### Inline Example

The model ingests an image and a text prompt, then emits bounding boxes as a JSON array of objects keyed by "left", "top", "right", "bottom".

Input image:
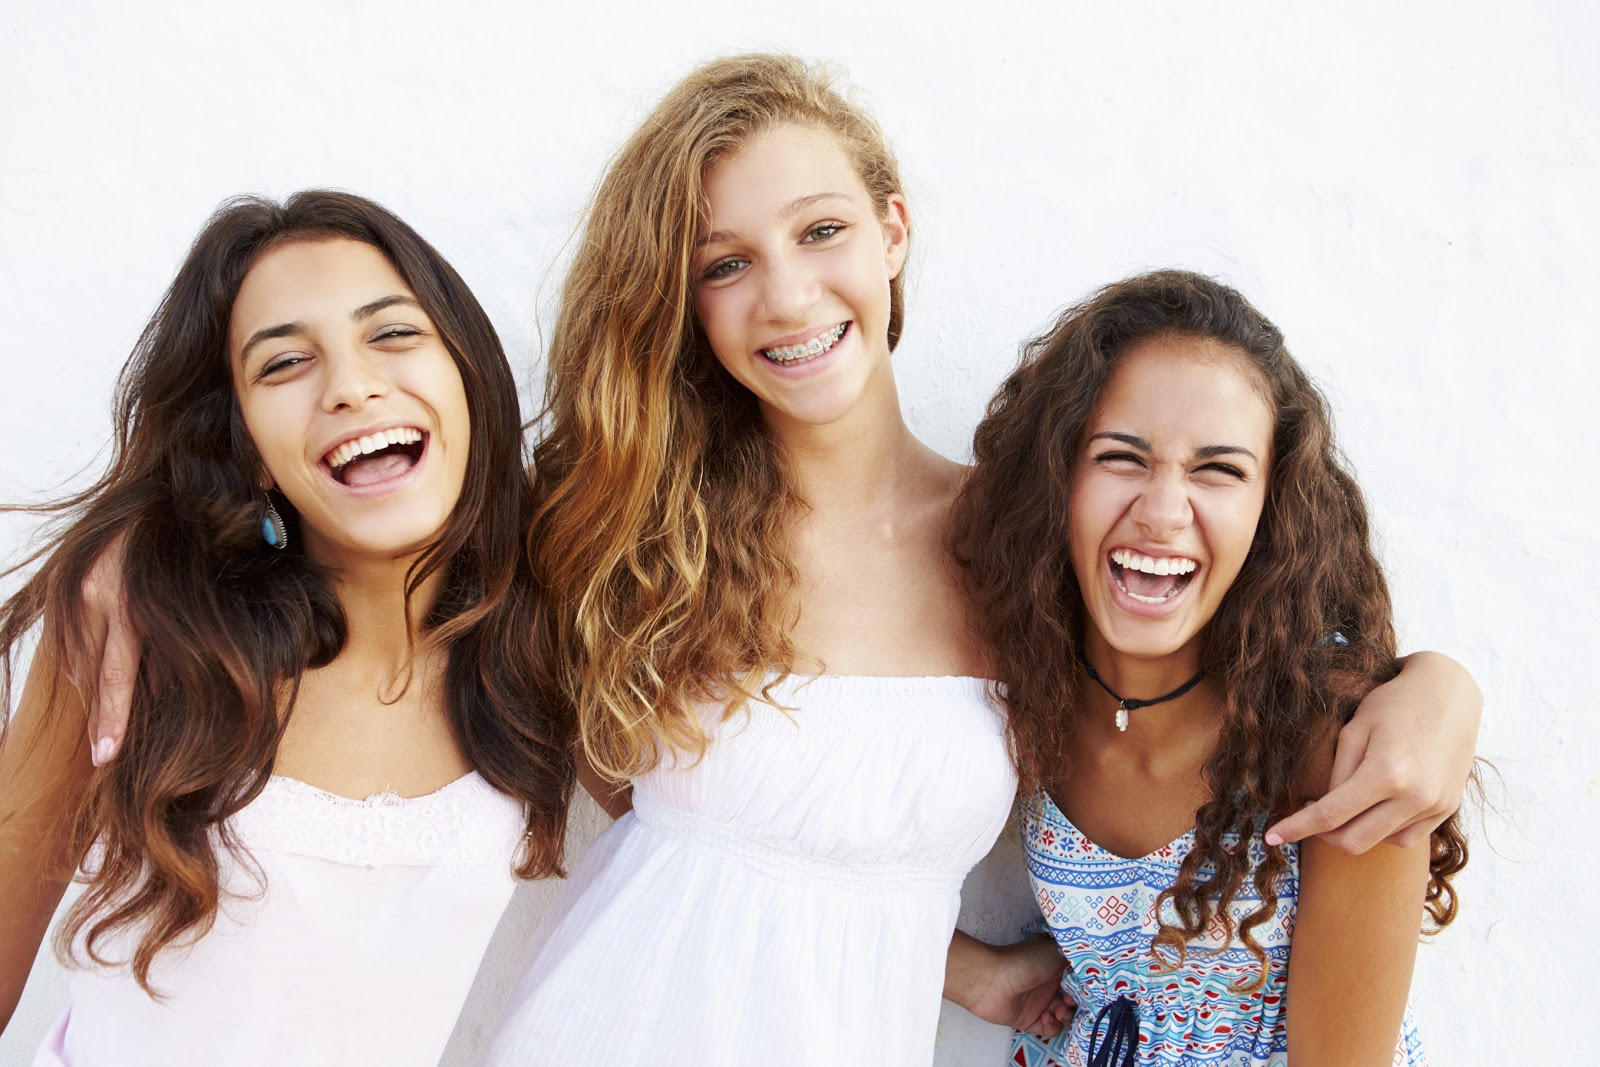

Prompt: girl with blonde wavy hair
[{"left": 482, "top": 54, "right": 1482, "bottom": 1065}]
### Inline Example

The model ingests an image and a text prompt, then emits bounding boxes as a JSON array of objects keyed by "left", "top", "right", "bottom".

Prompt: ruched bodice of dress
[{"left": 487, "top": 674, "right": 1018, "bottom": 1067}]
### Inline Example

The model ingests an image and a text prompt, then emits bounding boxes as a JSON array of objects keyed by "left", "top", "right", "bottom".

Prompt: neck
[
  {"left": 318, "top": 551, "right": 444, "bottom": 676},
  {"left": 763, "top": 364, "right": 929, "bottom": 511},
  {"left": 1078, "top": 628, "right": 1216, "bottom": 749},
  {"left": 1080, "top": 627, "right": 1202, "bottom": 697}
]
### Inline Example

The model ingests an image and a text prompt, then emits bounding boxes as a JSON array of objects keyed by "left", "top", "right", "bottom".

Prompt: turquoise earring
[{"left": 261, "top": 495, "right": 288, "bottom": 550}]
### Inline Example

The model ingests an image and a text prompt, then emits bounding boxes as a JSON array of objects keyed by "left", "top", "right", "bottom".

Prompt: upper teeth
[
  {"left": 762, "top": 322, "right": 847, "bottom": 364},
  {"left": 1111, "top": 548, "right": 1197, "bottom": 576},
  {"left": 327, "top": 427, "right": 423, "bottom": 469}
]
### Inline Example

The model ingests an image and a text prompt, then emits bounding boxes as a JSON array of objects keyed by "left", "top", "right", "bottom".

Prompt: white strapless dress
[{"left": 485, "top": 674, "right": 1018, "bottom": 1066}]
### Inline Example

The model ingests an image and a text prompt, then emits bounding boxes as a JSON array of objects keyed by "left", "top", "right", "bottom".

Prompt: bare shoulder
[{"left": 907, "top": 440, "right": 970, "bottom": 516}]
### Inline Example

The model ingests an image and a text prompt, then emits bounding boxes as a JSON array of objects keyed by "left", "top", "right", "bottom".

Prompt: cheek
[
  {"left": 694, "top": 293, "right": 743, "bottom": 370},
  {"left": 1066, "top": 479, "right": 1108, "bottom": 574},
  {"left": 1209, "top": 494, "right": 1267, "bottom": 573},
  {"left": 236, "top": 395, "right": 298, "bottom": 483}
]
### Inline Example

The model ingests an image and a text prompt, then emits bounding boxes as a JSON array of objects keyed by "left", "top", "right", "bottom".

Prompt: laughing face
[
  {"left": 691, "top": 123, "right": 909, "bottom": 430},
  {"left": 229, "top": 237, "right": 471, "bottom": 566},
  {"left": 1068, "top": 335, "right": 1274, "bottom": 669}
]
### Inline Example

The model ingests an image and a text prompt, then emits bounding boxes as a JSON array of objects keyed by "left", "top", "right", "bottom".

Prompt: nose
[
  {"left": 1130, "top": 466, "right": 1193, "bottom": 541},
  {"left": 757, "top": 248, "right": 820, "bottom": 325},
  {"left": 320, "top": 343, "right": 390, "bottom": 412}
]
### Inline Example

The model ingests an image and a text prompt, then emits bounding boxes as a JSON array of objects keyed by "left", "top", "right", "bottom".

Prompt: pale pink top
[{"left": 35, "top": 771, "right": 525, "bottom": 1067}]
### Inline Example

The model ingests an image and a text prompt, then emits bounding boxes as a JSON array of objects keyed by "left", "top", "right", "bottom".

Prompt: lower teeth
[{"left": 1114, "top": 568, "right": 1187, "bottom": 604}]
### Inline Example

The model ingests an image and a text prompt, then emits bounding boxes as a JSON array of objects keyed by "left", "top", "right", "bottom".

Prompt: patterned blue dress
[{"left": 1009, "top": 790, "right": 1428, "bottom": 1066}]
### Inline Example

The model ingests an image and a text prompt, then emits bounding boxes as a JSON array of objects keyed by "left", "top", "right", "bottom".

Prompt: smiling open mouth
[
  {"left": 325, "top": 428, "right": 426, "bottom": 487},
  {"left": 1110, "top": 548, "right": 1198, "bottom": 605},
  {"left": 760, "top": 321, "right": 849, "bottom": 366}
]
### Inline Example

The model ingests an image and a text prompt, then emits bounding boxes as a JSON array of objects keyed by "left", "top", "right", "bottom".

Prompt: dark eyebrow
[
  {"left": 697, "top": 192, "right": 853, "bottom": 248},
  {"left": 1194, "top": 444, "right": 1259, "bottom": 462},
  {"left": 354, "top": 294, "right": 422, "bottom": 320},
  {"left": 238, "top": 296, "right": 422, "bottom": 364},
  {"left": 1088, "top": 432, "right": 1151, "bottom": 452},
  {"left": 239, "top": 322, "right": 306, "bottom": 364},
  {"left": 1088, "top": 432, "right": 1258, "bottom": 463}
]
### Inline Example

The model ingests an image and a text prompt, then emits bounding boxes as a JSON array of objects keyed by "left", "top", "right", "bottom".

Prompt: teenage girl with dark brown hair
[{"left": 0, "top": 191, "right": 572, "bottom": 1064}]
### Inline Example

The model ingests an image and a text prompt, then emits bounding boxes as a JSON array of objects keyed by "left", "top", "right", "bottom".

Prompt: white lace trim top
[{"left": 35, "top": 771, "right": 526, "bottom": 1067}]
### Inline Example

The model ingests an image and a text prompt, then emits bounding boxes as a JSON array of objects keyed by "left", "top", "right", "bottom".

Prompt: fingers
[
  {"left": 1296, "top": 791, "right": 1445, "bottom": 855},
  {"left": 1266, "top": 730, "right": 1430, "bottom": 852},
  {"left": 1324, "top": 718, "right": 1370, "bottom": 793},
  {"left": 1382, "top": 814, "right": 1442, "bottom": 849},
  {"left": 1020, "top": 997, "right": 1075, "bottom": 1040},
  {"left": 76, "top": 541, "right": 137, "bottom": 767},
  {"left": 92, "top": 620, "right": 139, "bottom": 766}
]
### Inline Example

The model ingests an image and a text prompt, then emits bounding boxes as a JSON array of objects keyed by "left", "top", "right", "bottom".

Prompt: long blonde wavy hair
[{"left": 530, "top": 54, "right": 910, "bottom": 780}]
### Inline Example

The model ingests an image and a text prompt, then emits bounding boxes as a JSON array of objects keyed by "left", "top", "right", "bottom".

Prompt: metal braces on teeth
[{"left": 764, "top": 322, "right": 847, "bottom": 364}]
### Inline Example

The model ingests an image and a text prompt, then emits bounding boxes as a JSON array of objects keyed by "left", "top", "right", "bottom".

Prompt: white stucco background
[{"left": 1, "top": 1, "right": 1593, "bottom": 1063}]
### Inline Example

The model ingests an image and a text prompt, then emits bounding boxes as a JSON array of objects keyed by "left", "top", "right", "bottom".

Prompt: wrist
[{"left": 943, "top": 932, "right": 999, "bottom": 1009}]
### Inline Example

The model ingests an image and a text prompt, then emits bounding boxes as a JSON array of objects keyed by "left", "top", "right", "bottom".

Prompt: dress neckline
[
  {"left": 1038, "top": 787, "right": 1196, "bottom": 863},
  {"left": 265, "top": 769, "right": 486, "bottom": 806}
]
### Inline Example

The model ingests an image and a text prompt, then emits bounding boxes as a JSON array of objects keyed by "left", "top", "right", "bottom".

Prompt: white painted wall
[{"left": 2, "top": 1, "right": 1593, "bottom": 1062}]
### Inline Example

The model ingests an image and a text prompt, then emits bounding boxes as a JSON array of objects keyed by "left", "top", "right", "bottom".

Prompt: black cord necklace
[{"left": 1078, "top": 651, "right": 1204, "bottom": 732}]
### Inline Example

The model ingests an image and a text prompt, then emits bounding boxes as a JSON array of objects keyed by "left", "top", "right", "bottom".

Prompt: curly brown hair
[
  {"left": 951, "top": 269, "right": 1467, "bottom": 984},
  {"left": 0, "top": 191, "right": 574, "bottom": 994},
  {"left": 529, "top": 53, "right": 910, "bottom": 779}
]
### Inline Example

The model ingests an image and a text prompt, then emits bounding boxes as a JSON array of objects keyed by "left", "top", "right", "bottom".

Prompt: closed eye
[
  {"left": 258, "top": 352, "right": 310, "bottom": 379},
  {"left": 371, "top": 324, "right": 424, "bottom": 343},
  {"left": 1094, "top": 450, "right": 1146, "bottom": 467},
  {"left": 1197, "top": 462, "right": 1247, "bottom": 479}
]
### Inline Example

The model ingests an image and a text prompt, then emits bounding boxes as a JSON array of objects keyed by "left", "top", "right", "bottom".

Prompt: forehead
[
  {"left": 700, "top": 123, "right": 868, "bottom": 228},
  {"left": 1092, "top": 335, "right": 1273, "bottom": 451},
  {"left": 229, "top": 238, "right": 411, "bottom": 349}
]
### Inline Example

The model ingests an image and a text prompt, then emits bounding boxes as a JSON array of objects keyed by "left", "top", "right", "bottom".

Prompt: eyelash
[
  {"left": 259, "top": 354, "right": 306, "bottom": 379},
  {"left": 256, "top": 326, "right": 423, "bottom": 379},
  {"left": 803, "top": 221, "right": 844, "bottom": 243},
  {"left": 702, "top": 257, "right": 748, "bottom": 281},
  {"left": 699, "top": 222, "right": 847, "bottom": 282}
]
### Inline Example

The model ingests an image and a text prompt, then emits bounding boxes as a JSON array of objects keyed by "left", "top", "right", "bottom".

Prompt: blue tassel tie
[{"left": 1087, "top": 995, "right": 1139, "bottom": 1067}]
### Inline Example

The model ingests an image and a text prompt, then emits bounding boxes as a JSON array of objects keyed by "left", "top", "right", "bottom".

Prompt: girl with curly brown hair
[
  {"left": 949, "top": 270, "right": 1469, "bottom": 1066},
  {"left": 0, "top": 192, "right": 573, "bottom": 1064}
]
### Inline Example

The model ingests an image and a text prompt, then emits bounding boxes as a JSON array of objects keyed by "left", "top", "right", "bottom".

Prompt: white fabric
[
  {"left": 35, "top": 772, "right": 525, "bottom": 1067},
  {"left": 485, "top": 674, "right": 1018, "bottom": 1066}
]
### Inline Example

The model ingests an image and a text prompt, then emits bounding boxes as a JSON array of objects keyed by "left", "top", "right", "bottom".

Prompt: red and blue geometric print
[{"left": 1008, "top": 790, "right": 1427, "bottom": 1066}]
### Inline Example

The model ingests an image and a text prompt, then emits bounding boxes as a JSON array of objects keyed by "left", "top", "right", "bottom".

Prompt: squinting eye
[
  {"left": 803, "top": 223, "right": 843, "bottom": 243},
  {"left": 259, "top": 354, "right": 307, "bottom": 378},
  {"left": 1094, "top": 451, "right": 1145, "bottom": 466},
  {"left": 372, "top": 325, "right": 422, "bottom": 342},
  {"left": 1198, "top": 463, "right": 1247, "bottom": 479}
]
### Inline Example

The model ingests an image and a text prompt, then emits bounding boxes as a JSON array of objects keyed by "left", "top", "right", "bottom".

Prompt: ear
[{"left": 880, "top": 193, "right": 910, "bottom": 281}]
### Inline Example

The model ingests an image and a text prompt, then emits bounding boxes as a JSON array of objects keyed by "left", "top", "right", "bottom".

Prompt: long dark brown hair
[
  {"left": 952, "top": 269, "right": 1468, "bottom": 983},
  {"left": 0, "top": 191, "right": 573, "bottom": 992}
]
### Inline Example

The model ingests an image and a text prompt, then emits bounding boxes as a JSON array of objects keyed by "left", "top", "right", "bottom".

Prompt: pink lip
[
  {"left": 319, "top": 434, "right": 430, "bottom": 499},
  {"left": 1103, "top": 554, "right": 1198, "bottom": 620},
  {"left": 758, "top": 321, "right": 847, "bottom": 351}
]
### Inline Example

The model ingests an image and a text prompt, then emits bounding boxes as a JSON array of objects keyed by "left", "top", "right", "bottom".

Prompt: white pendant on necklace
[{"left": 1115, "top": 704, "right": 1130, "bottom": 732}]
